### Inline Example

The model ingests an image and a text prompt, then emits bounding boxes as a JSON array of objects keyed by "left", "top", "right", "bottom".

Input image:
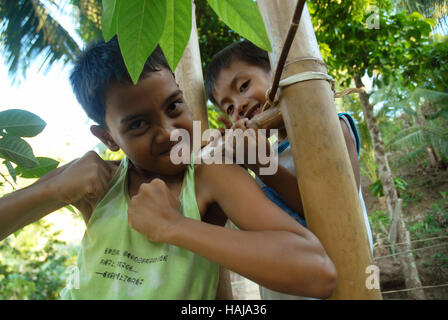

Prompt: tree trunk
[
  {"left": 174, "top": 1, "right": 209, "bottom": 137},
  {"left": 354, "top": 74, "right": 425, "bottom": 299}
]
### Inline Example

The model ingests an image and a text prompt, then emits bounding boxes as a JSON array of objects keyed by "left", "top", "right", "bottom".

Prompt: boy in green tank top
[{"left": 0, "top": 37, "right": 337, "bottom": 299}]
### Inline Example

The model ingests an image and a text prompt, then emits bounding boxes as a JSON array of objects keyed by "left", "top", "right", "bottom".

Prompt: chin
[{"left": 157, "top": 156, "right": 189, "bottom": 176}]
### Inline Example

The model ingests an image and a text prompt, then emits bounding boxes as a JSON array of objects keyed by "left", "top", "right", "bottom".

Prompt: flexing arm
[
  {"left": 128, "top": 163, "right": 337, "bottom": 299},
  {"left": 0, "top": 151, "right": 116, "bottom": 240}
]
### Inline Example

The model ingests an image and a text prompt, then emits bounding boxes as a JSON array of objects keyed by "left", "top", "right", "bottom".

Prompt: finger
[
  {"left": 218, "top": 116, "right": 233, "bottom": 129},
  {"left": 233, "top": 118, "right": 249, "bottom": 130}
]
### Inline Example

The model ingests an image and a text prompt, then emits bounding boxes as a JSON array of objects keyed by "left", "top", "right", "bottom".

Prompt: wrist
[
  {"left": 163, "top": 214, "right": 191, "bottom": 245},
  {"left": 158, "top": 211, "right": 188, "bottom": 244},
  {"left": 42, "top": 174, "right": 69, "bottom": 206}
]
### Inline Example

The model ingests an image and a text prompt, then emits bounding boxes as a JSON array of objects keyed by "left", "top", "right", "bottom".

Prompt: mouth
[
  {"left": 244, "top": 104, "right": 262, "bottom": 120},
  {"left": 155, "top": 142, "right": 177, "bottom": 156}
]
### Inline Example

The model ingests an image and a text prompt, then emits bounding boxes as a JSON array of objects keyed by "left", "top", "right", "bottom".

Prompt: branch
[{"left": 0, "top": 171, "right": 16, "bottom": 191}]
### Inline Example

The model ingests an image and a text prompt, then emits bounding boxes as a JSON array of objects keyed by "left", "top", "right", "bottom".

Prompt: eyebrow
[
  {"left": 120, "top": 90, "right": 183, "bottom": 124},
  {"left": 120, "top": 113, "right": 149, "bottom": 124},
  {"left": 162, "top": 89, "right": 183, "bottom": 107}
]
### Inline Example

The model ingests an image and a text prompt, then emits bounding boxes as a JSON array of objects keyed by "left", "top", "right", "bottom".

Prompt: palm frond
[
  {"left": 70, "top": 0, "right": 102, "bottom": 42},
  {"left": 0, "top": 0, "right": 81, "bottom": 79},
  {"left": 396, "top": 0, "right": 448, "bottom": 31}
]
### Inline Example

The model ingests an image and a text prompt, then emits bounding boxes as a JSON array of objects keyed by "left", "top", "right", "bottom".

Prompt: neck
[{"left": 128, "top": 160, "right": 185, "bottom": 184}]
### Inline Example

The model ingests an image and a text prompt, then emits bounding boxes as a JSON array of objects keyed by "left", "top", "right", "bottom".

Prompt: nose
[
  {"left": 236, "top": 98, "right": 249, "bottom": 117},
  {"left": 154, "top": 122, "right": 174, "bottom": 144}
]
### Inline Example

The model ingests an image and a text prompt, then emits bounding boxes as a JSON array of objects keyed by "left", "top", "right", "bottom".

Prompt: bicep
[{"left": 204, "top": 164, "right": 307, "bottom": 236}]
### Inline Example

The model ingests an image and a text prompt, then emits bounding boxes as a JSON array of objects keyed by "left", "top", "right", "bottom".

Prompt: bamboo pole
[
  {"left": 257, "top": 0, "right": 382, "bottom": 299},
  {"left": 174, "top": 1, "right": 209, "bottom": 136},
  {"left": 174, "top": 1, "right": 233, "bottom": 300}
]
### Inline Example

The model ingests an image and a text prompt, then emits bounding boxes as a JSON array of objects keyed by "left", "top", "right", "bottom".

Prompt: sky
[
  {"left": 0, "top": 59, "right": 99, "bottom": 163},
  {"left": 0, "top": 3, "right": 99, "bottom": 165}
]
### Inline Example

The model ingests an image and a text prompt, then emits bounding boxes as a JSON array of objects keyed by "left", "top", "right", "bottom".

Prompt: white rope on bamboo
[{"left": 261, "top": 58, "right": 366, "bottom": 112}]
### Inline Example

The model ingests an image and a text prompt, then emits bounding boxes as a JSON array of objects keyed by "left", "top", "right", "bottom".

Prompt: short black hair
[
  {"left": 70, "top": 36, "right": 171, "bottom": 127},
  {"left": 204, "top": 40, "right": 271, "bottom": 106}
]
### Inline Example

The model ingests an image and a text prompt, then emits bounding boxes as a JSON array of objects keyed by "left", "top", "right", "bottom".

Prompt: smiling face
[
  {"left": 212, "top": 59, "right": 272, "bottom": 123},
  {"left": 98, "top": 68, "right": 193, "bottom": 176}
]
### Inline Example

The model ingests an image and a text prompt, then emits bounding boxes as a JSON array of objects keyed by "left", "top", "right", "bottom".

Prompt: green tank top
[{"left": 60, "top": 156, "right": 219, "bottom": 299}]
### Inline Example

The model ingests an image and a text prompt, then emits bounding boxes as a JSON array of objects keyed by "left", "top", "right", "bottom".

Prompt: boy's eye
[
  {"left": 226, "top": 105, "right": 234, "bottom": 115},
  {"left": 129, "top": 120, "right": 147, "bottom": 130},
  {"left": 239, "top": 80, "right": 250, "bottom": 92},
  {"left": 167, "top": 100, "right": 183, "bottom": 115}
]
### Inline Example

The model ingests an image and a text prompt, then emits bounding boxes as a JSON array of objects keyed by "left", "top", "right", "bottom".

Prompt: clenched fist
[
  {"left": 50, "top": 151, "right": 116, "bottom": 212},
  {"left": 128, "top": 178, "right": 183, "bottom": 242}
]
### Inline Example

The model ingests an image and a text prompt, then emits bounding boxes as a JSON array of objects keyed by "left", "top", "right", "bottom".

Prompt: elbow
[
  {"left": 284, "top": 236, "right": 338, "bottom": 299},
  {"left": 314, "top": 254, "right": 338, "bottom": 299}
]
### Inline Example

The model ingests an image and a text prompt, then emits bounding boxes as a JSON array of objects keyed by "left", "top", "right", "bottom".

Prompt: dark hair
[
  {"left": 70, "top": 36, "right": 171, "bottom": 127},
  {"left": 204, "top": 40, "right": 271, "bottom": 106}
]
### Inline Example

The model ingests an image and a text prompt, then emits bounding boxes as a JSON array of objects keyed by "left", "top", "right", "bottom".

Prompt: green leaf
[
  {"left": 3, "top": 160, "right": 17, "bottom": 183},
  {"left": 15, "top": 157, "right": 59, "bottom": 179},
  {"left": 13, "top": 228, "right": 24, "bottom": 238},
  {"left": 102, "top": 0, "right": 122, "bottom": 42},
  {"left": 65, "top": 205, "right": 78, "bottom": 215},
  {"left": 206, "top": 0, "right": 271, "bottom": 52},
  {"left": 0, "top": 136, "right": 38, "bottom": 168},
  {"left": 159, "top": 0, "right": 192, "bottom": 72},
  {"left": 0, "top": 109, "right": 46, "bottom": 137},
  {"left": 117, "top": 0, "right": 167, "bottom": 84}
]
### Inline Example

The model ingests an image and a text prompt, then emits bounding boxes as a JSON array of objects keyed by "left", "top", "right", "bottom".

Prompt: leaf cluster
[
  {"left": 309, "top": 1, "right": 435, "bottom": 87},
  {"left": 101, "top": 0, "right": 271, "bottom": 84},
  {"left": 0, "top": 109, "right": 58, "bottom": 187}
]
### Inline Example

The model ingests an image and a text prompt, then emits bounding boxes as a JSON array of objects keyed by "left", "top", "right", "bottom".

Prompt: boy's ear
[{"left": 90, "top": 125, "right": 120, "bottom": 151}]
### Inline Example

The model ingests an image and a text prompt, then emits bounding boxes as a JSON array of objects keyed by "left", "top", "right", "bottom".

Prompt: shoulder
[
  {"left": 195, "top": 163, "right": 257, "bottom": 201},
  {"left": 195, "top": 162, "right": 253, "bottom": 185}
]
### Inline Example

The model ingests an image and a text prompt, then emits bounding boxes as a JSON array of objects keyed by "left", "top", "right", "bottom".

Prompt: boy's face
[
  {"left": 99, "top": 68, "right": 193, "bottom": 175},
  {"left": 212, "top": 59, "right": 272, "bottom": 123}
]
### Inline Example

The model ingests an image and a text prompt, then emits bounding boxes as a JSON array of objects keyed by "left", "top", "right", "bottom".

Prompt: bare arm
[
  {"left": 0, "top": 151, "right": 117, "bottom": 241},
  {"left": 340, "top": 118, "right": 360, "bottom": 189},
  {"left": 0, "top": 176, "right": 66, "bottom": 241},
  {"left": 257, "top": 163, "right": 303, "bottom": 215},
  {"left": 128, "top": 163, "right": 337, "bottom": 298}
]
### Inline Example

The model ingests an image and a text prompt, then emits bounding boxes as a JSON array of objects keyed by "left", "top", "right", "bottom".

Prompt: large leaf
[
  {"left": 15, "top": 157, "right": 59, "bottom": 179},
  {"left": 0, "top": 109, "right": 46, "bottom": 137},
  {"left": 206, "top": 0, "right": 271, "bottom": 52},
  {"left": 0, "top": 135, "right": 38, "bottom": 168},
  {"left": 117, "top": 0, "right": 167, "bottom": 84},
  {"left": 159, "top": 0, "right": 192, "bottom": 72},
  {"left": 102, "top": 0, "right": 122, "bottom": 42}
]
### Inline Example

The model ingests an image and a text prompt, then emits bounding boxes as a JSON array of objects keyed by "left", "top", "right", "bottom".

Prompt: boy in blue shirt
[{"left": 205, "top": 39, "right": 373, "bottom": 299}]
